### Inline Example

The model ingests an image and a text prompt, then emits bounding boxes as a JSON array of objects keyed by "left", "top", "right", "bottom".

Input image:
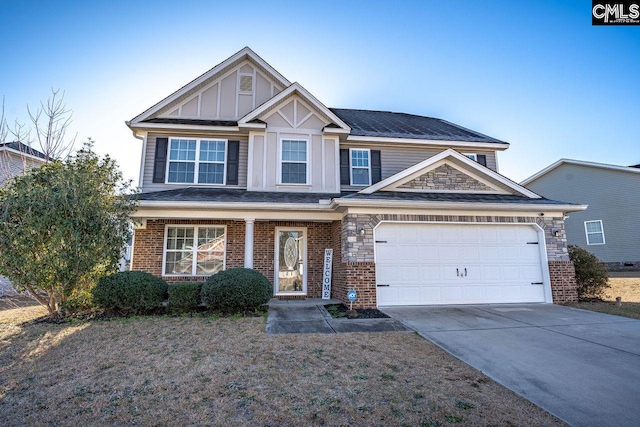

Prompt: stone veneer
[{"left": 398, "top": 164, "right": 493, "bottom": 191}]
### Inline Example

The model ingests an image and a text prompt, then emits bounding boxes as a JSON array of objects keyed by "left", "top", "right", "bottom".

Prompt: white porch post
[{"left": 244, "top": 218, "right": 255, "bottom": 269}]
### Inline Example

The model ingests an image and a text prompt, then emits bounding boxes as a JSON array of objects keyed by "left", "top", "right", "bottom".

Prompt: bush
[
  {"left": 568, "top": 245, "right": 610, "bottom": 300},
  {"left": 167, "top": 282, "right": 203, "bottom": 312},
  {"left": 93, "top": 271, "right": 168, "bottom": 313},
  {"left": 202, "top": 268, "right": 272, "bottom": 313}
]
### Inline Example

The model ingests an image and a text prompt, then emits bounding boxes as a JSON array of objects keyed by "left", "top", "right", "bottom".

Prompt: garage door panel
[{"left": 376, "top": 223, "right": 548, "bottom": 306}]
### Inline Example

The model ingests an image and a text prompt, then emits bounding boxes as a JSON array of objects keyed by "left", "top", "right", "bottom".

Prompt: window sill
[{"left": 276, "top": 184, "right": 311, "bottom": 189}]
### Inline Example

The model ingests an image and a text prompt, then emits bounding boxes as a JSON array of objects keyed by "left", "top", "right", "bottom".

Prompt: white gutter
[
  {"left": 330, "top": 197, "right": 588, "bottom": 213},
  {"left": 136, "top": 200, "right": 335, "bottom": 211},
  {"left": 346, "top": 135, "right": 510, "bottom": 150},
  {"left": 128, "top": 122, "right": 241, "bottom": 132}
]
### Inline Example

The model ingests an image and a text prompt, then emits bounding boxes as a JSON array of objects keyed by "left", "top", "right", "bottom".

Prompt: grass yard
[
  {"left": 568, "top": 274, "right": 640, "bottom": 319},
  {"left": 0, "top": 301, "right": 565, "bottom": 426}
]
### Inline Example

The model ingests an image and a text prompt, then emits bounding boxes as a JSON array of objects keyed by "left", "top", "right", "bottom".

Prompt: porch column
[{"left": 244, "top": 218, "right": 255, "bottom": 269}]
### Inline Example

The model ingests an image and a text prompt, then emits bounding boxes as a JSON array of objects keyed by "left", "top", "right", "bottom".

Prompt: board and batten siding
[
  {"left": 525, "top": 162, "right": 640, "bottom": 264},
  {"left": 339, "top": 143, "right": 498, "bottom": 191},
  {"left": 141, "top": 133, "right": 248, "bottom": 193},
  {"left": 248, "top": 131, "right": 339, "bottom": 193}
]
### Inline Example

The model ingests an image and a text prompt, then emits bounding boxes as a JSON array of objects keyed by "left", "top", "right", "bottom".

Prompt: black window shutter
[
  {"left": 477, "top": 154, "right": 487, "bottom": 167},
  {"left": 226, "top": 140, "right": 240, "bottom": 185},
  {"left": 340, "top": 149, "right": 350, "bottom": 185},
  {"left": 371, "top": 150, "right": 382, "bottom": 184},
  {"left": 152, "top": 137, "right": 168, "bottom": 183}
]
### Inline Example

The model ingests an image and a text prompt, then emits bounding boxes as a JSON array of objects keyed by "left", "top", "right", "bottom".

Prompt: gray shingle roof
[
  {"left": 340, "top": 191, "right": 574, "bottom": 205},
  {"left": 330, "top": 108, "right": 504, "bottom": 143},
  {"left": 138, "top": 188, "right": 340, "bottom": 203},
  {"left": 138, "top": 188, "right": 573, "bottom": 206},
  {"left": 0, "top": 141, "right": 48, "bottom": 160}
]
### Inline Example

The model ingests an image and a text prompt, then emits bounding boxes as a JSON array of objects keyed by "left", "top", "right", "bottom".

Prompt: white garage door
[{"left": 375, "top": 223, "right": 547, "bottom": 306}]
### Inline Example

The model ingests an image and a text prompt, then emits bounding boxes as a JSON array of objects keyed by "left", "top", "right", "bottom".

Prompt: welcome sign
[{"left": 322, "top": 249, "right": 333, "bottom": 299}]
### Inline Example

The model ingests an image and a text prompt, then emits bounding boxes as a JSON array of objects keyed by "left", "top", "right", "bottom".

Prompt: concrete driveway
[{"left": 382, "top": 304, "right": 640, "bottom": 427}]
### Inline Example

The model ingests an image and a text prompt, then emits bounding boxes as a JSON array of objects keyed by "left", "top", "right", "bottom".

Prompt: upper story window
[
  {"left": 584, "top": 220, "right": 605, "bottom": 245},
  {"left": 463, "top": 153, "right": 477, "bottom": 161},
  {"left": 350, "top": 148, "right": 371, "bottom": 186},
  {"left": 281, "top": 139, "right": 307, "bottom": 184},
  {"left": 167, "top": 138, "right": 226, "bottom": 184}
]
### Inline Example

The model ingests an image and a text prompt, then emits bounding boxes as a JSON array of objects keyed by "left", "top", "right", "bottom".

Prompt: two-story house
[{"left": 127, "top": 47, "right": 585, "bottom": 308}]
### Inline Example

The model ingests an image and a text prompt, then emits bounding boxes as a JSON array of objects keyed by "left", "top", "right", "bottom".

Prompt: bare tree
[{"left": 27, "top": 88, "right": 76, "bottom": 161}]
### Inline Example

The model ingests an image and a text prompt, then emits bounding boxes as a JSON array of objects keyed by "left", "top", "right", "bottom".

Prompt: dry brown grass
[
  {"left": 569, "top": 275, "right": 640, "bottom": 319},
  {"left": 0, "top": 307, "right": 565, "bottom": 427}
]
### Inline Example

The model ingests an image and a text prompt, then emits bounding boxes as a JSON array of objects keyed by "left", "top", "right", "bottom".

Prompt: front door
[{"left": 274, "top": 228, "right": 306, "bottom": 295}]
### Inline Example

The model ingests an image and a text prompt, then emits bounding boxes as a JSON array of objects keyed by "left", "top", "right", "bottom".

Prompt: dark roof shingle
[
  {"left": 330, "top": 108, "right": 504, "bottom": 143},
  {"left": 0, "top": 141, "right": 48, "bottom": 160},
  {"left": 137, "top": 188, "right": 573, "bottom": 206}
]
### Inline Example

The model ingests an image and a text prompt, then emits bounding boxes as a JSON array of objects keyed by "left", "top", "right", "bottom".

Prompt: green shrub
[
  {"left": 201, "top": 268, "right": 272, "bottom": 313},
  {"left": 167, "top": 282, "right": 203, "bottom": 312},
  {"left": 93, "top": 271, "right": 168, "bottom": 313},
  {"left": 568, "top": 245, "right": 610, "bottom": 300}
]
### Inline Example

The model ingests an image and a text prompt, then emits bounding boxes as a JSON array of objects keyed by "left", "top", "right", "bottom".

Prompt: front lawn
[
  {"left": 567, "top": 275, "right": 640, "bottom": 319},
  {"left": 0, "top": 302, "right": 564, "bottom": 426}
]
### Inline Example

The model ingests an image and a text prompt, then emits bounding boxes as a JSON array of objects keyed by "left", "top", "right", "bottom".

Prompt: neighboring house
[
  {"left": 0, "top": 141, "right": 47, "bottom": 186},
  {"left": 522, "top": 159, "right": 640, "bottom": 271},
  {"left": 0, "top": 141, "right": 48, "bottom": 296},
  {"left": 127, "top": 47, "right": 586, "bottom": 308}
]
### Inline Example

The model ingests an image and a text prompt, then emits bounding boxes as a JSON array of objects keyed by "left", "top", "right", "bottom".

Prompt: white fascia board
[
  {"left": 238, "top": 123, "right": 267, "bottom": 130},
  {"left": 521, "top": 158, "right": 640, "bottom": 185},
  {"left": 359, "top": 148, "right": 541, "bottom": 198},
  {"left": 346, "top": 135, "right": 510, "bottom": 150},
  {"left": 0, "top": 147, "right": 47, "bottom": 163},
  {"left": 128, "top": 122, "right": 241, "bottom": 133},
  {"left": 132, "top": 206, "right": 341, "bottom": 221},
  {"left": 238, "top": 83, "right": 351, "bottom": 131},
  {"left": 331, "top": 197, "right": 588, "bottom": 213},
  {"left": 130, "top": 47, "right": 292, "bottom": 124},
  {"left": 136, "top": 200, "right": 335, "bottom": 211},
  {"left": 323, "top": 127, "right": 350, "bottom": 135}
]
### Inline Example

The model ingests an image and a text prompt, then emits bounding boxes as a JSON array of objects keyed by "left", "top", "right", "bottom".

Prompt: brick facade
[
  {"left": 132, "top": 213, "right": 578, "bottom": 308},
  {"left": 398, "top": 164, "right": 493, "bottom": 191}
]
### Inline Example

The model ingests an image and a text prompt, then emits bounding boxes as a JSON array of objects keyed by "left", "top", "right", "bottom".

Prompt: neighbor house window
[
  {"left": 281, "top": 139, "right": 307, "bottom": 184},
  {"left": 164, "top": 226, "right": 226, "bottom": 275},
  {"left": 167, "top": 138, "right": 226, "bottom": 184},
  {"left": 584, "top": 220, "right": 605, "bottom": 245},
  {"left": 350, "top": 148, "right": 371, "bottom": 186}
]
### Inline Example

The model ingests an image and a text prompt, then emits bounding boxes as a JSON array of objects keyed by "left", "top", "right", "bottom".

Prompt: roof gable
[
  {"left": 238, "top": 82, "right": 350, "bottom": 132},
  {"left": 129, "top": 47, "right": 291, "bottom": 124},
  {"left": 521, "top": 159, "right": 640, "bottom": 185},
  {"left": 360, "top": 149, "right": 540, "bottom": 198}
]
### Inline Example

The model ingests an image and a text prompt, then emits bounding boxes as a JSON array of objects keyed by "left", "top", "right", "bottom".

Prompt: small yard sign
[
  {"left": 347, "top": 290, "right": 357, "bottom": 302},
  {"left": 321, "top": 249, "right": 333, "bottom": 299}
]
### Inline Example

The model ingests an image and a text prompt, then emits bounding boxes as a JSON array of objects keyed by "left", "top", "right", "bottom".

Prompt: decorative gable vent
[{"left": 240, "top": 75, "right": 253, "bottom": 93}]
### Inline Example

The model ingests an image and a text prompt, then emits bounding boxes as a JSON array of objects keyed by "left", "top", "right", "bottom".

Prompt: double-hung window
[
  {"left": 167, "top": 138, "right": 226, "bottom": 184},
  {"left": 164, "top": 225, "right": 226, "bottom": 276},
  {"left": 584, "top": 220, "right": 605, "bottom": 245},
  {"left": 281, "top": 139, "right": 307, "bottom": 184},
  {"left": 350, "top": 148, "right": 371, "bottom": 186}
]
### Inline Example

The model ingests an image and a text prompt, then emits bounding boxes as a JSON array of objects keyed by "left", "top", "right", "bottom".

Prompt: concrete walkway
[
  {"left": 265, "top": 299, "right": 411, "bottom": 335},
  {"left": 382, "top": 304, "right": 640, "bottom": 427}
]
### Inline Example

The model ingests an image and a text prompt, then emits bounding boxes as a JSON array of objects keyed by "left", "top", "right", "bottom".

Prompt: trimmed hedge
[
  {"left": 202, "top": 268, "right": 271, "bottom": 313},
  {"left": 167, "top": 282, "right": 203, "bottom": 312},
  {"left": 93, "top": 271, "right": 168, "bottom": 313},
  {"left": 568, "top": 245, "right": 610, "bottom": 300}
]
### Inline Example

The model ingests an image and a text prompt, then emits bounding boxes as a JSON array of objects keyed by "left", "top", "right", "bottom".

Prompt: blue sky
[{"left": 1, "top": 0, "right": 638, "bottom": 184}]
